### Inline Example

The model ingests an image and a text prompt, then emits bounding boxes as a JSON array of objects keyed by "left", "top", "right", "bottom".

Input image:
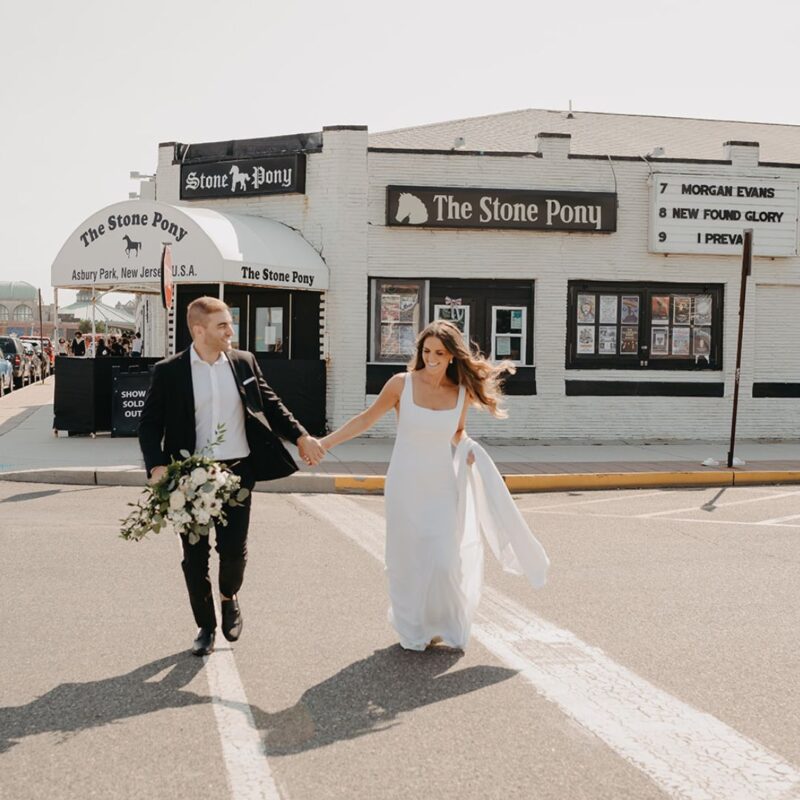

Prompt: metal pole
[
  {"left": 727, "top": 228, "right": 753, "bottom": 469},
  {"left": 37, "top": 288, "right": 45, "bottom": 382}
]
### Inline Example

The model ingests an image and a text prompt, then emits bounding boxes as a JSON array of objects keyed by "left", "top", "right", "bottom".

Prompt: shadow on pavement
[
  {"left": 254, "top": 644, "right": 518, "bottom": 755},
  {"left": 0, "top": 651, "right": 206, "bottom": 754}
]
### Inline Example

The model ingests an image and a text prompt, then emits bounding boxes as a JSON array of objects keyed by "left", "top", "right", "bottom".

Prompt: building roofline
[{"left": 372, "top": 107, "right": 800, "bottom": 138}]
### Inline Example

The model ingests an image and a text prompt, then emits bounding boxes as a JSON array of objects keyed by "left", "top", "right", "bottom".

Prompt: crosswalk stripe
[
  {"left": 206, "top": 600, "right": 284, "bottom": 800},
  {"left": 292, "top": 493, "right": 800, "bottom": 800}
]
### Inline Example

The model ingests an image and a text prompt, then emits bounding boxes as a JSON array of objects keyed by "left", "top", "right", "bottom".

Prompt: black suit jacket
[{"left": 138, "top": 348, "right": 307, "bottom": 481}]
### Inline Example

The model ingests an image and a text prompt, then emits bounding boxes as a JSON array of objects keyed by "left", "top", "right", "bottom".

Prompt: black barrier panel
[
  {"left": 53, "top": 356, "right": 160, "bottom": 435},
  {"left": 111, "top": 366, "right": 154, "bottom": 437},
  {"left": 53, "top": 356, "right": 95, "bottom": 434},
  {"left": 256, "top": 358, "right": 326, "bottom": 436}
]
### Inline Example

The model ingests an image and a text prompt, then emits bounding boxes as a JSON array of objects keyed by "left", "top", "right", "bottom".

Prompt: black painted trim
[
  {"left": 752, "top": 383, "right": 800, "bottom": 398},
  {"left": 724, "top": 140, "right": 759, "bottom": 147},
  {"left": 566, "top": 380, "right": 724, "bottom": 397},
  {"left": 537, "top": 132, "right": 571, "bottom": 139},
  {"left": 323, "top": 125, "right": 368, "bottom": 131}
]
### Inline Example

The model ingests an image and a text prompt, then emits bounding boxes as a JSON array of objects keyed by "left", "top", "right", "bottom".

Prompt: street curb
[{"left": 0, "top": 467, "right": 798, "bottom": 493}]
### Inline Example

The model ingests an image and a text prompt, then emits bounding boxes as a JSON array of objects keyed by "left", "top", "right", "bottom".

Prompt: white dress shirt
[{"left": 190, "top": 345, "right": 250, "bottom": 460}]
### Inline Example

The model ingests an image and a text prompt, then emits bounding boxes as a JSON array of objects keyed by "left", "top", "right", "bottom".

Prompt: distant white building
[{"left": 51, "top": 109, "right": 800, "bottom": 440}]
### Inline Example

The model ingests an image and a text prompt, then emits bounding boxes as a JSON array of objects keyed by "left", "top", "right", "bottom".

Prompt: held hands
[{"left": 298, "top": 435, "right": 326, "bottom": 467}]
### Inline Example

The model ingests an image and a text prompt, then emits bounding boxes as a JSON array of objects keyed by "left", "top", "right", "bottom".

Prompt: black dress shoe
[
  {"left": 191, "top": 627, "right": 216, "bottom": 656},
  {"left": 221, "top": 598, "right": 243, "bottom": 642}
]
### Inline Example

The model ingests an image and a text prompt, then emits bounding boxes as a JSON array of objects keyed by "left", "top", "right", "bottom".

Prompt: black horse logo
[{"left": 122, "top": 235, "right": 142, "bottom": 258}]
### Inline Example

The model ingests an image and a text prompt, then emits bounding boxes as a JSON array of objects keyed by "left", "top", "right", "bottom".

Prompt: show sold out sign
[{"left": 387, "top": 185, "right": 617, "bottom": 232}]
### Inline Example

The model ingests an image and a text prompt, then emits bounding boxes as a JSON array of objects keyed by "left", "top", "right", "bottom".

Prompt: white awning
[{"left": 51, "top": 200, "right": 328, "bottom": 293}]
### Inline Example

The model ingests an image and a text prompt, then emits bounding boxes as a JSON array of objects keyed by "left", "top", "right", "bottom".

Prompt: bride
[{"left": 321, "top": 320, "right": 548, "bottom": 651}]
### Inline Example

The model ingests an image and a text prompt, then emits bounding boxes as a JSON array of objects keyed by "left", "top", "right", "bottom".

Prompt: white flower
[
  {"left": 195, "top": 508, "right": 211, "bottom": 525},
  {"left": 190, "top": 467, "right": 209, "bottom": 487},
  {"left": 169, "top": 490, "right": 186, "bottom": 511},
  {"left": 213, "top": 470, "right": 228, "bottom": 487}
]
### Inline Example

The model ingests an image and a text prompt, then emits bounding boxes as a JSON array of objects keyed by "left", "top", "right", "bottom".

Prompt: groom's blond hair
[{"left": 186, "top": 296, "right": 229, "bottom": 331}]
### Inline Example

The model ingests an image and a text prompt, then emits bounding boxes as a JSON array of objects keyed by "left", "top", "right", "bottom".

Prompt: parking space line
[
  {"left": 292, "top": 494, "right": 800, "bottom": 800},
  {"left": 524, "top": 507, "right": 800, "bottom": 529},
  {"left": 515, "top": 489, "right": 666, "bottom": 512},
  {"left": 759, "top": 513, "right": 800, "bottom": 526},
  {"left": 635, "top": 489, "right": 800, "bottom": 519}
]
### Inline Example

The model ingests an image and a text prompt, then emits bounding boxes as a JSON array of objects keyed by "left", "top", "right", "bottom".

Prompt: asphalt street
[{"left": 1, "top": 482, "right": 799, "bottom": 800}]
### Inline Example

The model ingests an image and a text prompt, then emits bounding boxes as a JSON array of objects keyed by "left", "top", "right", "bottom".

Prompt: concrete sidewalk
[{"left": 1, "top": 380, "right": 798, "bottom": 492}]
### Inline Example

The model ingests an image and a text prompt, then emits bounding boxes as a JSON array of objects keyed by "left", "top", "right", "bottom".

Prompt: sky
[{"left": 2, "top": 0, "right": 799, "bottom": 304}]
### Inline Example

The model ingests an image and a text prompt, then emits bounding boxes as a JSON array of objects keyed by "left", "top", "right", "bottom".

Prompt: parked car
[
  {"left": 20, "top": 336, "right": 54, "bottom": 373},
  {"left": 0, "top": 335, "right": 32, "bottom": 389},
  {"left": 0, "top": 345, "right": 13, "bottom": 396},
  {"left": 22, "top": 342, "right": 44, "bottom": 382},
  {"left": 21, "top": 339, "right": 51, "bottom": 378}
]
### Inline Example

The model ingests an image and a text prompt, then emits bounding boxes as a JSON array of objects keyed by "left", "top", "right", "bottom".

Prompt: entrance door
[{"left": 249, "top": 290, "right": 290, "bottom": 359}]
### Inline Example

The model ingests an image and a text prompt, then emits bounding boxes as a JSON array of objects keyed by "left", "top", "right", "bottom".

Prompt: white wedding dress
[
  {"left": 384, "top": 372, "right": 549, "bottom": 651},
  {"left": 384, "top": 373, "right": 474, "bottom": 650}
]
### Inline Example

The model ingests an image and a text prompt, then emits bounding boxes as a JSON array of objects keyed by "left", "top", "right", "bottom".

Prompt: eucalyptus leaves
[{"left": 120, "top": 425, "right": 250, "bottom": 544}]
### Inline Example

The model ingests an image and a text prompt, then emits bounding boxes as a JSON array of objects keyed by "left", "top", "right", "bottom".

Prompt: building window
[
  {"left": 432, "top": 301, "right": 470, "bottom": 343},
  {"left": 0, "top": 305, "right": 8, "bottom": 321},
  {"left": 254, "top": 306, "right": 284, "bottom": 353},
  {"left": 368, "top": 278, "right": 536, "bottom": 395},
  {"left": 370, "top": 279, "right": 427, "bottom": 362},
  {"left": 491, "top": 307, "right": 527, "bottom": 364},
  {"left": 12, "top": 304, "right": 33, "bottom": 322},
  {"left": 567, "top": 281, "right": 723, "bottom": 370}
]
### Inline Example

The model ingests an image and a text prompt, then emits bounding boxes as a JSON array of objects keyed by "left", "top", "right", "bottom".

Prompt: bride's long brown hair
[{"left": 408, "top": 320, "right": 516, "bottom": 418}]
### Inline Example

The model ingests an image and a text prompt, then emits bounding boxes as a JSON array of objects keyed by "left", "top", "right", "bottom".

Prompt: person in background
[
  {"left": 108, "top": 335, "right": 125, "bottom": 357},
  {"left": 70, "top": 332, "right": 86, "bottom": 358},
  {"left": 95, "top": 338, "right": 109, "bottom": 357},
  {"left": 56, "top": 338, "right": 68, "bottom": 356},
  {"left": 121, "top": 336, "right": 132, "bottom": 356},
  {"left": 131, "top": 331, "right": 143, "bottom": 358}
]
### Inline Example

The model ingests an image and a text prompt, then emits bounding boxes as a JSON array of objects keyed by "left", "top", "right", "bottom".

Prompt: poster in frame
[
  {"left": 693, "top": 295, "right": 713, "bottom": 326},
  {"left": 651, "top": 326, "right": 669, "bottom": 355},
  {"left": 693, "top": 327, "right": 711, "bottom": 359},
  {"left": 599, "top": 295, "right": 618, "bottom": 324},
  {"left": 671, "top": 326, "right": 690, "bottom": 355},
  {"left": 577, "top": 325, "right": 596, "bottom": 354},
  {"left": 621, "top": 295, "right": 639, "bottom": 324},
  {"left": 673, "top": 295, "right": 691, "bottom": 325},
  {"left": 598, "top": 326, "right": 617, "bottom": 354},
  {"left": 651, "top": 295, "right": 670, "bottom": 324},
  {"left": 577, "top": 294, "right": 596, "bottom": 324},
  {"left": 620, "top": 326, "right": 638, "bottom": 354}
]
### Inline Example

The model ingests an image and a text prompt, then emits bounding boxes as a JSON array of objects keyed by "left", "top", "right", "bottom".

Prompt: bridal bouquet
[{"left": 120, "top": 426, "right": 250, "bottom": 544}]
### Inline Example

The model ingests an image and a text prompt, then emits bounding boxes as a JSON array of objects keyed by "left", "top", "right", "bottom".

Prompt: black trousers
[{"left": 180, "top": 457, "right": 256, "bottom": 630}]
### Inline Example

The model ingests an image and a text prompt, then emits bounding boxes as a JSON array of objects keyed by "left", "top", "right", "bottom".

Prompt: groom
[{"left": 138, "top": 296, "right": 325, "bottom": 656}]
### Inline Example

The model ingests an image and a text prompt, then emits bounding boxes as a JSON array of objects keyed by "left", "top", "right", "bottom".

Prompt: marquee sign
[
  {"left": 650, "top": 173, "right": 799, "bottom": 256},
  {"left": 180, "top": 154, "right": 305, "bottom": 200},
  {"left": 387, "top": 185, "right": 617, "bottom": 232}
]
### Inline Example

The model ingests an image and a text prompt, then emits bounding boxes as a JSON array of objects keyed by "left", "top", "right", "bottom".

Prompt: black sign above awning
[
  {"left": 387, "top": 185, "right": 617, "bottom": 232},
  {"left": 180, "top": 154, "right": 306, "bottom": 200}
]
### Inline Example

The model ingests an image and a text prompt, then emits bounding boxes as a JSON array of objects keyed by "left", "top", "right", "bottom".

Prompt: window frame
[
  {"left": 369, "top": 278, "right": 429, "bottom": 363},
  {"left": 490, "top": 306, "right": 527, "bottom": 365},
  {"left": 566, "top": 281, "right": 724, "bottom": 371}
]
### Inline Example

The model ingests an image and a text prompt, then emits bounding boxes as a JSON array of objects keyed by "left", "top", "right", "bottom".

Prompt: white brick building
[{"left": 53, "top": 110, "right": 800, "bottom": 440}]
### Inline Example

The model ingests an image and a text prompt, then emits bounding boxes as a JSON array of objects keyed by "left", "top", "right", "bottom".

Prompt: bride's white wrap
[{"left": 454, "top": 437, "right": 549, "bottom": 589}]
